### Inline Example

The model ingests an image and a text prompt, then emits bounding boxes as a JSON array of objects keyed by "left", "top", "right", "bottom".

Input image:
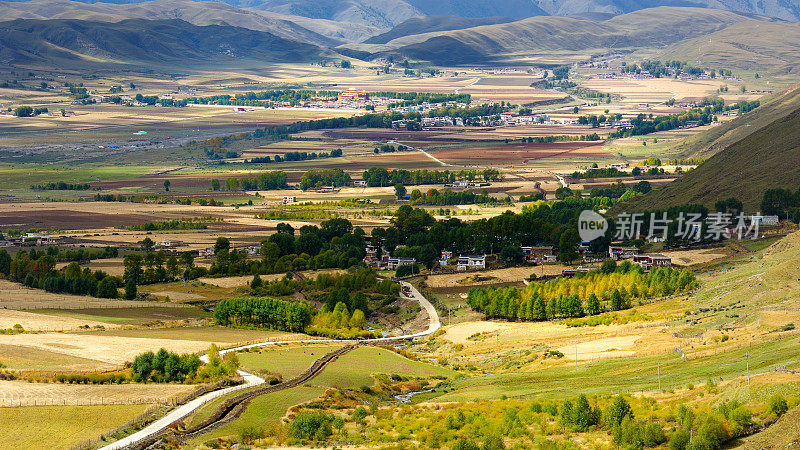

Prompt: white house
[
  {"left": 387, "top": 257, "right": 416, "bottom": 270},
  {"left": 457, "top": 255, "right": 486, "bottom": 271}
]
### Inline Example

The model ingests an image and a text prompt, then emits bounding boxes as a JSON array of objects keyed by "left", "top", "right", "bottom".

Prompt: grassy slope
[
  {"left": 433, "top": 231, "right": 800, "bottom": 401},
  {"left": 191, "top": 345, "right": 455, "bottom": 443},
  {"left": 662, "top": 20, "right": 800, "bottom": 76},
  {"left": 0, "top": 404, "right": 151, "bottom": 449},
  {"left": 624, "top": 87, "right": 800, "bottom": 211}
]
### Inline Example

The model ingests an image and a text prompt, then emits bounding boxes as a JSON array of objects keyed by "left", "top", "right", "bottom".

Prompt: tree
[
  {"left": 123, "top": 254, "right": 143, "bottom": 285},
  {"left": 214, "top": 237, "right": 230, "bottom": 254},
  {"left": 124, "top": 278, "right": 137, "bottom": 300},
  {"left": 500, "top": 245, "right": 524, "bottom": 265},
  {"left": 14, "top": 106, "right": 33, "bottom": 117},
  {"left": 761, "top": 188, "right": 792, "bottom": 218},
  {"left": 341, "top": 60, "right": 352, "bottom": 69},
  {"left": 211, "top": 179, "right": 220, "bottom": 191},
  {"left": 586, "top": 293, "right": 601, "bottom": 316},
  {"left": 606, "top": 395, "right": 633, "bottom": 426},
  {"left": 97, "top": 277, "right": 118, "bottom": 298},
  {"left": 163, "top": 180, "right": 171, "bottom": 192},
  {"left": 140, "top": 237, "right": 154, "bottom": 252},
  {"left": 395, "top": 183, "right": 407, "bottom": 199},
  {"left": 558, "top": 228, "right": 580, "bottom": 264}
]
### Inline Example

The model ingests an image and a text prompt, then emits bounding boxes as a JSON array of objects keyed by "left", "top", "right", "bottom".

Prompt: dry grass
[
  {"left": 0, "top": 333, "right": 213, "bottom": 365},
  {"left": 0, "top": 404, "right": 153, "bottom": 450},
  {"left": 0, "top": 309, "right": 119, "bottom": 331},
  {"left": 0, "top": 279, "right": 172, "bottom": 310},
  {"left": 0, "top": 380, "right": 196, "bottom": 407}
]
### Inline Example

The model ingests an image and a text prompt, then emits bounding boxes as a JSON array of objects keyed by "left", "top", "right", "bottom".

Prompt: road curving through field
[{"left": 99, "top": 280, "right": 439, "bottom": 450}]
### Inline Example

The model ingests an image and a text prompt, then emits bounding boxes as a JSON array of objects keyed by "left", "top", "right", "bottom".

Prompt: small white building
[
  {"left": 751, "top": 214, "right": 779, "bottom": 226},
  {"left": 609, "top": 246, "right": 639, "bottom": 260},
  {"left": 633, "top": 254, "right": 672, "bottom": 271},
  {"left": 282, "top": 196, "right": 297, "bottom": 204},
  {"left": 387, "top": 257, "right": 416, "bottom": 270},
  {"left": 457, "top": 255, "right": 486, "bottom": 271}
]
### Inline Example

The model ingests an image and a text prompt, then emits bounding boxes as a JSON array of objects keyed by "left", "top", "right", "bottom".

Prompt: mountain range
[
  {"left": 3, "top": 0, "right": 800, "bottom": 31},
  {"left": 2, "top": 2, "right": 800, "bottom": 72}
]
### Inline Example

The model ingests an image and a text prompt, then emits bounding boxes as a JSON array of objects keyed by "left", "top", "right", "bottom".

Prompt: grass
[
  {"left": 625, "top": 87, "right": 800, "bottom": 210},
  {"left": 83, "top": 326, "right": 301, "bottom": 344},
  {"left": 312, "top": 346, "right": 457, "bottom": 390},
  {"left": 190, "top": 385, "right": 326, "bottom": 444},
  {"left": 0, "top": 404, "right": 152, "bottom": 450},
  {"left": 237, "top": 343, "right": 346, "bottom": 379},
  {"left": 35, "top": 306, "right": 207, "bottom": 326},
  {"left": 433, "top": 334, "right": 800, "bottom": 402}
]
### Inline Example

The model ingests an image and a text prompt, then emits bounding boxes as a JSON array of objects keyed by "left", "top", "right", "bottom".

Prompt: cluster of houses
[
  {"left": 0, "top": 232, "right": 62, "bottom": 247},
  {"left": 608, "top": 245, "right": 672, "bottom": 271}
]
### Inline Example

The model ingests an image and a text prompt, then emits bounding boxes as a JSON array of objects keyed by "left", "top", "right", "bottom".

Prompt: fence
[{"left": 53, "top": 380, "right": 229, "bottom": 450}]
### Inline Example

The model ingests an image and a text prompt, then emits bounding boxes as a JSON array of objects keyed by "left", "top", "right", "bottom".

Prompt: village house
[
  {"left": 521, "top": 246, "right": 556, "bottom": 263},
  {"left": 439, "top": 250, "right": 454, "bottom": 266},
  {"left": 457, "top": 255, "right": 486, "bottom": 271},
  {"left": 751, "top": 214, "right": 779, "bottom": 226},
  {"left": 633, "top": 254, "right": 672, "bottom": 271},
  {"left": 387, "top": 257, "right": 416, "bottom": 270},
  {"left": 283, "top": 196, "right": 297, "bottom": 204},
  {"left": 246, "top": 245, "right": 262, "bottom": 257},
  {"left": 352, "top": 180, "right": 367, "bottom": 187},
  {"left": 609, "top": 246, "right": 640, "bottom": 260}
]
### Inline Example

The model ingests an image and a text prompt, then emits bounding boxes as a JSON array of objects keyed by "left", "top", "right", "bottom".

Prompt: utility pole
[
  {"left": 658, "top": 361, "right": 661, "bottom": 391},
  {"left": 747, "top": 351, "right": 751, "bottom": 399}
]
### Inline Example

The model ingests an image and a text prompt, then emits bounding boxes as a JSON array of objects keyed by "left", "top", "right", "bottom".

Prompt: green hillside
[{"left": 624, "top": 87, "right": 800, "bottom": 211}]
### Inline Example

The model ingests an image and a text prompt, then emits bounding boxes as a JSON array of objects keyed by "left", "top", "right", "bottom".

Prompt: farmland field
[
  {"left": 0, "top": 11, "right": 797, "bottom": 449},
  {"left": 0, "top": 404, "right": 153, "bottom": 449}
]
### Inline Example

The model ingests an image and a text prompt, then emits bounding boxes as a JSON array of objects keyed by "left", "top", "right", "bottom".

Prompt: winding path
[{"left": 100, "top": 281, "right": 439, "bottom": 450}]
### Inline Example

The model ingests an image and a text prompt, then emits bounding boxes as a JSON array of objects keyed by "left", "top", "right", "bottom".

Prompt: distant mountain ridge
[
  {"left": 364, "top": 16, "right": 517, "bottom": 44},
  {"left": 0, "top": 0, "right": 340, "bottom": 46},
  {"left": 0, "top": 18, "right": 322, "bottom": 68},
  {"left": 4, "top": 0, "right": 799, "bottom": 25},
  {"left": 378, "top": 7, "right": 766, "bottom": 65}
]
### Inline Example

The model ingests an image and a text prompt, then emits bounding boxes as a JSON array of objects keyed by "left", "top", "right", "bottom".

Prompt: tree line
[
  {"left": 467, "top": 263, "right": 697, "bottom": 321},
  {"left": 0, "top": 249, "right": 120, "bottom": 299},
  {"left": 31, "top": 181, "right": 91, "bottom": 191},
  {"left": 244, "top": 148, "right": 342, "bottom": 164},
  {"left": 300, "top": 168, "right": 351, "bottom": 190},
  {"left": 213, "top": 297, "right": 312, "bottom": 332},
  {"left": 212, "top": 171, "right": 288, "bottom": 191},
  {"left": 406, "top": 188, "right": 510, "bottom": 206},
  {"left": 361, "top": 168, "right": 501, "bottom": 187}
]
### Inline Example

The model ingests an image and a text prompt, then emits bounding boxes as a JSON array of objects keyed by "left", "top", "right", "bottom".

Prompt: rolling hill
[
  {"left": 379, "top": 7, "right": 764, "bottom": 65},
  {"left": 0, "top": 0, "right": 340, "bottom": 46},
  {"left": 533, "top": 0, "right": 800, "bottom": 22},
  {"left": 0, "top": 18, "right": 323, "bottom": 69},
  {"left": 364, "top": 16, "right": 517, "bottom": 44},
  {"left": 623, "top": 86, "right": 800, "bottom": 211}
]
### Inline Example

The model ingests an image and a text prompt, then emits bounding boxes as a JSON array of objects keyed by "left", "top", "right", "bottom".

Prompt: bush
[
  {"left": 768, "top": 395, "right": 789, "bottom": 417},
  {"left": 290, "top": 411, "right": 334, "bottom": 441}
]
